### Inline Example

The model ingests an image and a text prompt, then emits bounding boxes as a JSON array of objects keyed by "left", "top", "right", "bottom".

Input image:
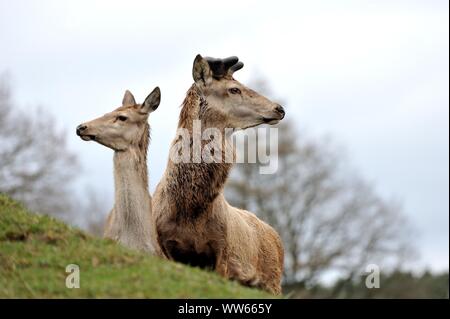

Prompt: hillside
[{"left": 0, "top": 194, "right": 271, "bottom": 298}]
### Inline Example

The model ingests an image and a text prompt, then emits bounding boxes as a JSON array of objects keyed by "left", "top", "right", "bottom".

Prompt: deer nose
[
  {"left": 76, "top": 124, "right": 87, "bottom": 136},
  {"left": 275, "top": 105, "right": 285, "bottom": 118}
]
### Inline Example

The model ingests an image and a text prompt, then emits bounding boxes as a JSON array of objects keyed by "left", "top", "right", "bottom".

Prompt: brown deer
[
  {"left": 152, "top": 55, "right": 285, "bottom": 294},
  {"left": 76, "top": 87, "right": 161, "bottom": 253}
]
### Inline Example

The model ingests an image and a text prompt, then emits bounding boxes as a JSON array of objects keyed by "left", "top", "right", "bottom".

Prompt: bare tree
[
  {"left": 80, "top": 185, "right": 110, "bottom": 237},
  {"left": 0, "top": 74, "right": 78, "bottom": 218},
  {"left": 225, "top": 80, "right": 414, "bottom": 291}
]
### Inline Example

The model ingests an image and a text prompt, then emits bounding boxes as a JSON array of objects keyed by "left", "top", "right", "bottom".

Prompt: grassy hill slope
[{"left": 0, "top": 194, "right": 271, "bottom": 298}]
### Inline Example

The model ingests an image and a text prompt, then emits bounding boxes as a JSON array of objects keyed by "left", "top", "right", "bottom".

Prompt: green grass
[{"left": 0, "top": 194, "right": 272, "bottom": 298}]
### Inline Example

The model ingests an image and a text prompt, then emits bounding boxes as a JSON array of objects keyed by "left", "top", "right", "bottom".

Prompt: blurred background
[{"left": 0, "top": 0, "right": 448, "bottom": 298}]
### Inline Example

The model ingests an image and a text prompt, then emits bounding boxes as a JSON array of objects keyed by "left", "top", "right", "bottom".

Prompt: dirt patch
[{"left": 3, "top": 231, "right": 29, "bottom": 242}]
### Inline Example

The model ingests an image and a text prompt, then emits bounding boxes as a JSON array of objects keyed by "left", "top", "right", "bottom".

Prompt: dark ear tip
[{"left": 152, "top": 87, "right": 161, "bottom": 103}]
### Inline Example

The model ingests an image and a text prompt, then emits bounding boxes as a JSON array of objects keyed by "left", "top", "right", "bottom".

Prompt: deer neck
[
  {"left": 113, "top": 147, "right": 149, "bottom": 212},
  {"left": 165, "top": 85, "right": 233, "bottom": 220},
  {"left": 111, "top": 133, "right": 153, "bottom": 250}
]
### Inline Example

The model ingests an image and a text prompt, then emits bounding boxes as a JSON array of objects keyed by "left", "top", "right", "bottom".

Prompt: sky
[{"left": 0, "top": 0, "right": 448, "bottom": 273}]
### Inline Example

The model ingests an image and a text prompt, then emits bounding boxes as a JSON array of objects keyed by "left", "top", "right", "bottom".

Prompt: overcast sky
[{"left": 0, "top": 0, "right": 448, "bottom": 272}]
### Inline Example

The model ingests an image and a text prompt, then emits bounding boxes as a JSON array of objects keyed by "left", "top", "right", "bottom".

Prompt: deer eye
[
  {"left": 117, "top": 115, "right": 128, "bottom": 122},
  {"left": 228, "top": 88, "right": 241, "bottom": 95}
]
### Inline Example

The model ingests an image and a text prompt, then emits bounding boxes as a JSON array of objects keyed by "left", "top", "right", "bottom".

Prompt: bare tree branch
[{"left": 0, "top": 74, "right": 78, "bottom": 218}]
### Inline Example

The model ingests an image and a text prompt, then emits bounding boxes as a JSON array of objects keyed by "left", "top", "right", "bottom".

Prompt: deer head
[
  {"left": 76, "top": 87, "right": 161, "bottom": 151},
  {"left": 192, "top": 54, "right": 285, "bottom": 130}
]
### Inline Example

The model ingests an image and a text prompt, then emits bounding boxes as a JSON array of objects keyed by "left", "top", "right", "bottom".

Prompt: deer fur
[
  {"left": 77, "top": 88, "right": 161, "bottom": 254},
  {"left": 152, "top": 55, "right": 285, "bottom": 294}
]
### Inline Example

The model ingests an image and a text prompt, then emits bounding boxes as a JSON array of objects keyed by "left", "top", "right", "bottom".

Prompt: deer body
[
  {"left": 153, "top": 56, "right": 285, "bottom": 294},
  {"left": 77, "top": 88, "right": 161, "bottom": 254}
]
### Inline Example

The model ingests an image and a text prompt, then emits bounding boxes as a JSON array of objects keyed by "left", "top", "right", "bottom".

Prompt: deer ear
[
  {"left": 122, "top": 90, "right": 136, "bottom": 106},
  {"left": 141, "top": 87, "right": 161, "bottom": 114},
  {"left": 192, "top": 54, "right": 212, "bottom": 86}
]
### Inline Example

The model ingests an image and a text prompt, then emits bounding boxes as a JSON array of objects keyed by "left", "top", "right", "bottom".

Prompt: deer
[
  {"left": 76, "top": 87, "right": 161, "bottom": 254},
  {"left": 152, "top": 55, "right": 285, "bottom": 294}
]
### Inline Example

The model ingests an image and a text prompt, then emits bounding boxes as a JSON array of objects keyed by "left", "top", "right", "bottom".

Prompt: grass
[{"left": 0, "top": 194, "right": 272, "bottom": 298}]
